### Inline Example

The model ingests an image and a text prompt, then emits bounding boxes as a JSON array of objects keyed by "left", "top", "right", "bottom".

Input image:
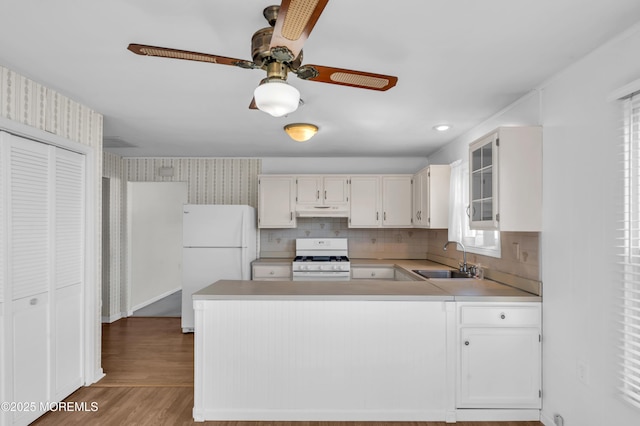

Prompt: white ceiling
[{"left": 1, "top": 0, "right": 640, "bottom": 158}]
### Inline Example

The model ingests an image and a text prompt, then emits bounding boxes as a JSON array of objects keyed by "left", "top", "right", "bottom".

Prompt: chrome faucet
[{"left": 443, "top": 240, "right": 469, "bottom": 274}]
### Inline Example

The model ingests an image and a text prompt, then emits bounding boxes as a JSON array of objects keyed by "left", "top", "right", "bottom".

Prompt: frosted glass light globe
[{"left": 254, "top": 80, "right": 300, "bottom": 117}]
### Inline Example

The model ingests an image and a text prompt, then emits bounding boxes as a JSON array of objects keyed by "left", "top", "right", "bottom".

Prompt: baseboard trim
[
  {"left": 540, "top": 411, "right": 556, "bottom": 425},
  {"left": 101, "top": 313, "right": 123, "bottom": 323},
  {"left": 130, "top": 287, "right": 181, "bottom": 314}
]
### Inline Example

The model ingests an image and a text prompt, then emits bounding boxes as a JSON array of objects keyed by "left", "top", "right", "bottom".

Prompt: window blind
[{"left": 619, "top": 93, "right": 640, "bottom": 408}]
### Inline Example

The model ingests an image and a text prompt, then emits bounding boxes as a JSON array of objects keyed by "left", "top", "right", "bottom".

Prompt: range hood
[{"left": 295, "top": 205, "right": 349, "bottom": 218}]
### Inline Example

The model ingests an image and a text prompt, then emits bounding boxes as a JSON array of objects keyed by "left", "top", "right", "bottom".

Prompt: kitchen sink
[{"left": 412, "top": 269, "right": 473, "bottom": 279}]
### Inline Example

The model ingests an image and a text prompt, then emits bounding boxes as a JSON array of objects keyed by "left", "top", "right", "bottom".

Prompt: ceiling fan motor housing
[{"left": 252, "top": 27, "right": 302, "bottom": 70}]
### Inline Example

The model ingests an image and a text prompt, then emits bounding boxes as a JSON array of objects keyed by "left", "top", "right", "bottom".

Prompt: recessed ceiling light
[{"left": 433, "top": 124, "right": 451, "bottom": 132}]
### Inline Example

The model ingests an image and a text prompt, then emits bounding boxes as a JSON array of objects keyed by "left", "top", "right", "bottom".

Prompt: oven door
[{"left": 292, "top": 271, "right": 351, "bottom": 281}]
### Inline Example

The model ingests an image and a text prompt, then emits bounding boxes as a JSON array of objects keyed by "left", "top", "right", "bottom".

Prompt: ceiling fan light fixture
[
  {"left": 284, "top": 123, "right": 318, "bottom": 142},
  {"left": 254, "top": 79, "right": 300, "bottom": 117}
]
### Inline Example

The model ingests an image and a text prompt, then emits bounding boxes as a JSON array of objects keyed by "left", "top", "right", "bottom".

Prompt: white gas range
[{"left": 292, "top": 238, "right": 350, "bottom": 281}]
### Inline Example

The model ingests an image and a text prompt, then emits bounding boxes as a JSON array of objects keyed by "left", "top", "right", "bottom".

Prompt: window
[
  {"left": 449, "top": 159, "right": 501, "bottom": 258},
  {"left": 620, "top": 92, "right": 640, "bottom": 408}
]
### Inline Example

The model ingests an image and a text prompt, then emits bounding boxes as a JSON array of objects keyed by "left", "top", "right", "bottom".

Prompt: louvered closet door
[
  {"left": 53, "top": 148, "right": 84, "bottom": 399},
  {"left": 10, "top": 136, "right": 51, "bottom": 300},
  {"left": 8, "top": 134, "right": 52, "bottom": 424},
  {"left": 1, "top": 132, "right": 86, "bottom": 421}
]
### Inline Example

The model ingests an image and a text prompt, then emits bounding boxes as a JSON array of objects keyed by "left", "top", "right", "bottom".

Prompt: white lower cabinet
[
  {"left": 350, "top": 266, "right": 395, "bottom": 279},
  {"left": 456, "top": 302, "right": 541, "bottom": 410},
  {"left": 252, "top": 264, "right": 292, "bottom": 280}
]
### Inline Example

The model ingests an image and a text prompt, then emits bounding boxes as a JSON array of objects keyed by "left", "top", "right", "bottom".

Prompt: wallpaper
[
  {"left": 102, "top": 155, "right": 261, "bottom": 321},
  {"left": 125, "top": 157, "right": 261, "bottom": 206},
  {"left": 102, "top": 152, "right": 124, "bottom": 321},
  {"left": 0, "top": 66, "right": 103, "bottom": 146}
]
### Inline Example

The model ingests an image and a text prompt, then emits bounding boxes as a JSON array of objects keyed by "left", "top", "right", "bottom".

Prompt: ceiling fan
[{"left": 127, "top": 0, "right": 398, "bottom": 117}]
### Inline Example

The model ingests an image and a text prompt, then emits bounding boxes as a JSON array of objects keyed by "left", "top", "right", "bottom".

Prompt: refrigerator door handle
[
  {"left": 240, "top": 210, "right": 245, "bottom": 280},
  {"left": 240, "top": 249, "right": 246, "bottom": 281}
]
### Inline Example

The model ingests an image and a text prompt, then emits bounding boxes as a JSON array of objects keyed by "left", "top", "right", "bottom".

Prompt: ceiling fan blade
[
  {"left": 296, "top": 65, "right": 398, "bottom": 91},
  {"left": 127, "top": 44, "right": 256, "bottom": 69},
  {"left": 269, "top": 0, "right": 329, "bottom": 61}
]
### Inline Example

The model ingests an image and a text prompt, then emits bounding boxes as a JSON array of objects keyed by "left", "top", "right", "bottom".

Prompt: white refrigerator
[{"left": 181, "top": 204, "right": 257, "bottom": 332}]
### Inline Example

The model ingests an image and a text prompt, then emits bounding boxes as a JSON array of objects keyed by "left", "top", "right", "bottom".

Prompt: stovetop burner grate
[{"left": 293, "top": 255, "right": 350, "bottom": 262}]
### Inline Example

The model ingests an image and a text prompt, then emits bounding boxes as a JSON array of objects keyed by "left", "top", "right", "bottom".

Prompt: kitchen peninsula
[{"left": 192, "top": 273, "right": 541, "bottom": 423}]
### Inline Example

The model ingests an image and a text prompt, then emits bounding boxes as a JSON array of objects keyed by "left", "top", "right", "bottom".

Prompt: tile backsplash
[
  {"left": 425, "top": 229, "right": 540, "bottom": 281},
  {"left": 259, "top": 218, "right": 430, "bottom": 259},
  {"left": 260, "top": 220, "right": 539, "bottom": 282}
]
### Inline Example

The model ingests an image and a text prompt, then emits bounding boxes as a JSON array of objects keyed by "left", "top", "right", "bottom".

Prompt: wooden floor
[{"left": 33, "top": 317, "right": 543, "bottom": 426}]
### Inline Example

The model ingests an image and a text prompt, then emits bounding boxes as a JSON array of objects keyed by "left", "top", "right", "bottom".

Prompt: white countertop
[{"left": 244, "top": 258, "right": 541, "bottom": 301}]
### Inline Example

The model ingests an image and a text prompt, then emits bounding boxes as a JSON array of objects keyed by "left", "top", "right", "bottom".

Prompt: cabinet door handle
[
  {"left": 466, "top": 205, "right": 471, "bottom": 218},
  {"left": 464, "top": 340, "right": 470, "bottom": 346},
  {"left": 290, "top": 211, "right": 293, "bottom": 221},
  {"left": 500, "top": 313, "right": 506, "bottom": 320},
  {"left": 324, "top": 190, "right": 327, "bottom": 199},
  {"left": 317, "top": 190, "right": 320, "bottom": 200},
  {"left": 371, "top": 272, "right": 376, "bottom": 277},
  {"left": 376, "top": 212, "right": 379, "bottom": 220},
  {"left": 30, "top": 298, "right": 38, "bottom": 306},
  {"left": 384, "top": 212, "right": 387, "bottom": 221}
]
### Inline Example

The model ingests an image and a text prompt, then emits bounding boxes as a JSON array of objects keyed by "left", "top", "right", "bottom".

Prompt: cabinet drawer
[
  {"left": 351, "top": 267, "right": 395, "bottom": 279},
  {"left": 460, "top": 305, "right": 540, "bottom": 326},
  {"left": 252, "top": 264, "right": 291, "bottom": 280}
]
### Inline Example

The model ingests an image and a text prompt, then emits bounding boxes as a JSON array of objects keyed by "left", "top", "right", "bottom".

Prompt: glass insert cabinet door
[{"left": 469, "top": 132, "right": 499, "bottom": 229}]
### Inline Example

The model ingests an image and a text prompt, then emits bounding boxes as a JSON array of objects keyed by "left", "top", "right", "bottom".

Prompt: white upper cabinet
[
  {"left": 296, "top": 175, "right": 349, "bottom": 206},
  {"left": 258, "top": 175, "right": 296, "bottom": 228},
  {"left": 349, "top": 175, "right": 412, "bottom": 228},
  {"left": 413, "top": 165, "right": 450, "bottom": 229},
  {"left": 381, "top": 175, "right": 413, "bottom": 227},
  {"left": 322, "top": 176, "right": 349, "bottom": 205},
  {"left": 469, "top": 126, "right": 542, "bottom": 231},
  {"left": 258, "top": 173, "right": 419, "bottom": 229},
  {"left": 349, "top": 175, "right": 381, "bottom": 227}
]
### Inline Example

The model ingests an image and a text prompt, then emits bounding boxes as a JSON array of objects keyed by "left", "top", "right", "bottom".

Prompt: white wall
[
  {"left": 427, "top": 91, "right": 541, "bottom": 165},
  {"left": 427, "top": 22, "right": 640, "bottom": 426},
  {"left": 537, "top": 24, "right": 640, "bottom": 426}
]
